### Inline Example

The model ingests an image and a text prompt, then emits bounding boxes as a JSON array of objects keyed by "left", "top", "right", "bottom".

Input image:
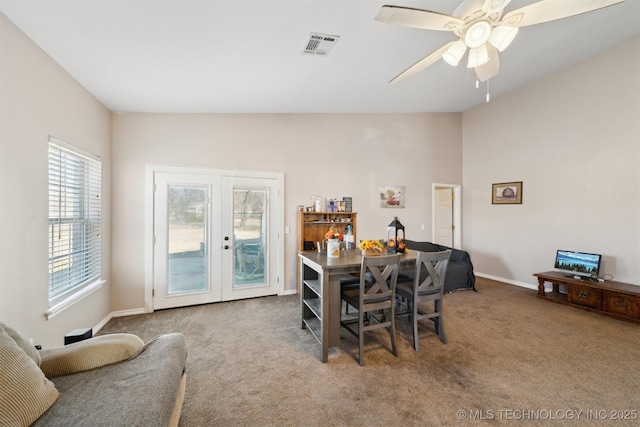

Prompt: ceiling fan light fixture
[
  {"left": 442, "top": 40, "right": 467, "bottom": 66},
  {"left": 489, "top": 25, "right": 518, "bottom": 51},
  {"left": 464, "top": 21, "right": 492, "bottom": 48},
  {"left": 467, "top": 44, "right": 489, "bottom": 68},
  {"left": 377, "top": 0, "right": 628, "bottom": 85}
]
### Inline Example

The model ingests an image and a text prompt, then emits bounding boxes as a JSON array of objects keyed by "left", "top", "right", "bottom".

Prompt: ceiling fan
[{"left": 375, "top": 0, "right": 625, "bottom": 84}]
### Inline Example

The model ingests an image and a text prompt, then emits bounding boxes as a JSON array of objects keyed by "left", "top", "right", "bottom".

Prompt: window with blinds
[{"left": 48, "top": 138, "right": 101, "bottom": 301}]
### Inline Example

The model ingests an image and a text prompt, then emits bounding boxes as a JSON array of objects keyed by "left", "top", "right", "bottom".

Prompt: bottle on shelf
[
  {"left": 311, "top": 195, "right": 322, "bottom": 212},
  {"left": 344, "top": 224, "right": 356, "bottom": 250}
]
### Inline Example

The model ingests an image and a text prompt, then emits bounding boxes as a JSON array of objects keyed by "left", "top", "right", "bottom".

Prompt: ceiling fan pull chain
[{"left": 486, "top": 79, "right": 491, "bottom": 103}]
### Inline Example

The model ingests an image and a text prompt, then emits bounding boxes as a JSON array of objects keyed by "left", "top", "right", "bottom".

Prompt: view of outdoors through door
[
  {"left": 168, "top": 185, "right": 208, "bottom": 294},
  {"left": 151, "top": 169, "right": 280, "bottom": 310},
  {"left": 233, "top": 187, "right": 267, "bottom": 288}
]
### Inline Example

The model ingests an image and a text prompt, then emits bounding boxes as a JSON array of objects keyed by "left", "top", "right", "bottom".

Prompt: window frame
[{"left": 47, "top": 137, "right": 103, "bottom": 312}]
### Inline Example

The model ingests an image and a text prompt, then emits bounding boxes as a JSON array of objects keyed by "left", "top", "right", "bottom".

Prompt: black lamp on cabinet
[{"left": 387, "top": 216, "right": 405, "bottom": 253}]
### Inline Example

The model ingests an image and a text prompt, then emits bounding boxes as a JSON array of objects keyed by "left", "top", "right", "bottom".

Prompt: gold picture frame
[{"left": 492, "top": 181, "right": 522, "bottom": 204}]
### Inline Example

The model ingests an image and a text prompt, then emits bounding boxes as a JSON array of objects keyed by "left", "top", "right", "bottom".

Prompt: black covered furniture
[{"left": 402, "top": 240, "right": 476, "bottom": 294}]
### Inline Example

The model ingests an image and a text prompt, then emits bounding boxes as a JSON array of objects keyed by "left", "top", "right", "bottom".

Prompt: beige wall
[
  {"left": 0, "top": 15, "right": 112, "bottom": 348},
  {"left": 111, "top": 113, "right": 462, "bottom": 310},
  {"left": 2, "top": 7, "right": 637, "bottom": 345},
  {"left": 462, "top": 36, "right": 640, "bottom": 285}
]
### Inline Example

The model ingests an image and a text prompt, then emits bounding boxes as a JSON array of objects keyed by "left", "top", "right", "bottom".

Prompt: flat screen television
[{"left": 554, "top": 250, "right": 601, "bottom": 279}]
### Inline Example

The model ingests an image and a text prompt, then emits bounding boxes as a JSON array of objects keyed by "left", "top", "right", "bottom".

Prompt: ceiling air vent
[{"left": 303, "top": 32, "right": 340, "bottom": 56}]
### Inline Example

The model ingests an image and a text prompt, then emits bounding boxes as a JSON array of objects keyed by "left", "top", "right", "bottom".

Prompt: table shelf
[
  {"left": 301, "top": 260, "right": 325, "bottom": 352},
  {"left": 303, "top": 279, "right": 321, "bottom": 297},
  {"left": 302, "top": 317, "right": 321, "bottom": 343},
  {"left": 303, "top": 297, "right": 321, "bottom": 320}
]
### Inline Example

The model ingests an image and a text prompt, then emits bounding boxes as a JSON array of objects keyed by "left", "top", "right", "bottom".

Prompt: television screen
[{"left": 554, "top": 250, "right": 601, "bottom": 278}]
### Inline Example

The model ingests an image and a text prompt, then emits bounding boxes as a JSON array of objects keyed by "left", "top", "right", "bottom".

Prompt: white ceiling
[{"left": 0, "top": 0, "right": 638, "bottom": 113}]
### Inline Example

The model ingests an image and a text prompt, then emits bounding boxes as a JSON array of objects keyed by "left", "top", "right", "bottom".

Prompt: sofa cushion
[
  {"left": 0, "top": 325, "right": 59, "bottom": 426},
  {"left": 39, "top": 333, "right": 144, "bottom": 378},
  {"left": 0, "top": 321, "right": 41, "bottom": 366}
]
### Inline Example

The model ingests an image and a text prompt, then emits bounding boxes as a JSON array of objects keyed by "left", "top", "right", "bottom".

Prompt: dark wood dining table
[{"left": 298, "top": 249, "right": 418, "bottom": 362}]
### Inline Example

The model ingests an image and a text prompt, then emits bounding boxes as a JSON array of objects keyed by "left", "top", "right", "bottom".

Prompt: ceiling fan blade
[
  {"left": 501, "top": 0, "right": 625, "bottom": 27},
  {"left": 390, "top": 42, "right": 455, "bottom": 84},
  {"left": 375, "top": 5, "right": 464, "bottom": 31},
  {"left": 474, "top": 44, "right": 500, "bottom": 82}
]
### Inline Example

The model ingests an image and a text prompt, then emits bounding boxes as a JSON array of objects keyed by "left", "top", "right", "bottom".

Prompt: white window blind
[{"left": 48, "top": 138, "right": 101, "bottom": 301}]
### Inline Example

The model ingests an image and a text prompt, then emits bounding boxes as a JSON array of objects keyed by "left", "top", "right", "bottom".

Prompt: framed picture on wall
[
  {"left": 492, "top": 181, "right": 523, "bottom": 204},
  {"left": 380, "top": 185, "right": 405, "bottom": 208}
]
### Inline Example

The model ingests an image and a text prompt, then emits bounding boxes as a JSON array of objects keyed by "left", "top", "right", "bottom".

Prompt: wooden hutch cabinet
[
  {"left": 296, "top": 211, "right": 357, "bottom": 293},
  {"left": 296, "top": 211, "right": 357, "bottom": 253}
]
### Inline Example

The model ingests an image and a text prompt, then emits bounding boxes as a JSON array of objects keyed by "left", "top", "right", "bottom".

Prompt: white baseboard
[
  {"left": 95, "top": 293, "right": 307, "bottom": 335},
  {"left": 93, "top": 308, "right": 146, "bottom": 335},
  {"left": 475, "top": 272, "right": 538, "bottom": 291},
  {"left": 111, "top": 308, "right": 146, "bottom": 317},
  {"left": 93, "top": 313, "right": 112, "bottom": 335}
]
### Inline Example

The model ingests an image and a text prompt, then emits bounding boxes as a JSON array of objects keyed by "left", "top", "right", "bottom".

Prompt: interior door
[
  {"left": 434, "top": 188, "right": 453, "bottom": 247},
  {"left": 152, "top": 171, "right": 279, "bottom": 310}
]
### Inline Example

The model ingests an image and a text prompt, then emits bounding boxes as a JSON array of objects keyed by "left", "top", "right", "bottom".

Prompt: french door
[{"left": 151, "top": 169, "right": 281, "bottom": 310}]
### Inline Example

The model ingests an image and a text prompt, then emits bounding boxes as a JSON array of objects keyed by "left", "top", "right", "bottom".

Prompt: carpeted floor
[{"left": 100, "top": 277, "right": 640, "bottom": 426}]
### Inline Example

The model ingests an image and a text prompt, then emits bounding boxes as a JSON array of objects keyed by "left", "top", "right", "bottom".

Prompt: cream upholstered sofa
[{"left": 0, "top": 322, "right": 187, "bottom": 426}]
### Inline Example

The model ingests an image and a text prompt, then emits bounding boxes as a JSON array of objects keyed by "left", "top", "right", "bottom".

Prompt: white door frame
[
  {"left": 432, "top": 183, "right": 461, "bottom": 249},
  {"left": 144, "top": 164, "right": 285, "bottom": 313}
]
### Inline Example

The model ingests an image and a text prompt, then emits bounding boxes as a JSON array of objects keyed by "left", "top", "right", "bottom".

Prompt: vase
[{"left": 327, "top": 239, "right": 341, "bottom": 258}]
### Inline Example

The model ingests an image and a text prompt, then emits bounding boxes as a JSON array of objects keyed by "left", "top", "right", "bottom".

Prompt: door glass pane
[
  {"left": 233, "top": 187, "right": 267, "bottom": 288},
  {"left": 168, "top": 185, "right": 208, "bottom": 294}
]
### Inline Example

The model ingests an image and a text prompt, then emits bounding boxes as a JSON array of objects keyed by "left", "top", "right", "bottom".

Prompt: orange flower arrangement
[{"left": 324, "top": 225, "right": 341, "bottom": 241}]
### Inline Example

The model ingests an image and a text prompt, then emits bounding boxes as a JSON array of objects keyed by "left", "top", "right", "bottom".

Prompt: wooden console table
[{"left": 534, "top": 271, "right": 640, "bottom": 323}]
